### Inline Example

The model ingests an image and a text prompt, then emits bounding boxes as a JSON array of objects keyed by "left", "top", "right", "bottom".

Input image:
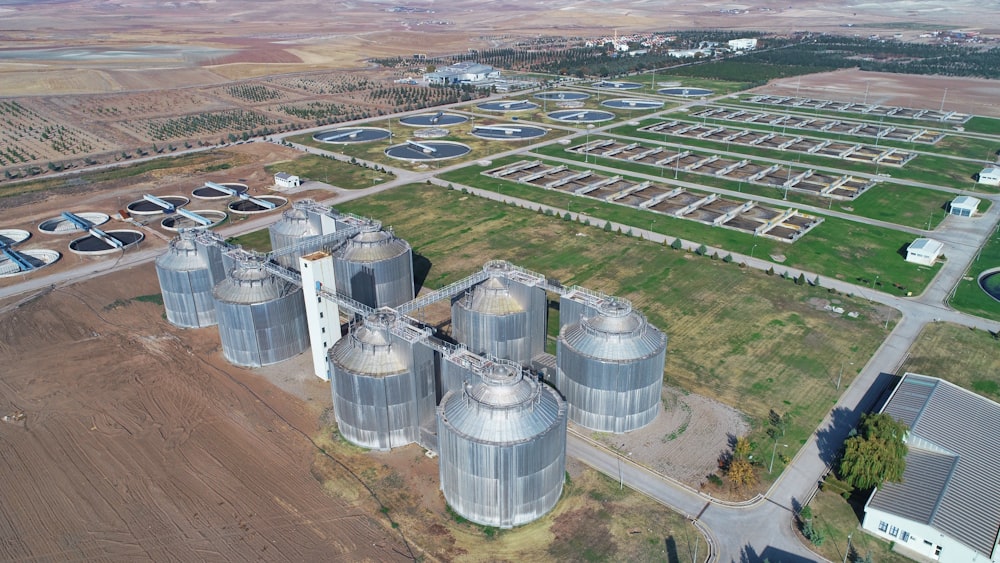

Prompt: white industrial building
[
  {"left": 906, "top": 237, "right": 943, "bottom": 266},
  {"left": 425, "top": 62, "right": 500, "bottom": 85},
  {"left": 949, "top": 195, "right": 981, "bottom": 217},
  {"left": 727, "top": 38, "right": 758, "bottom": 51},
  {"left": 861, "top": 373, "right": 1000, "bottom": 563},
  {"left": 274, "top": 172, "right": 300, "bottom": 189},
  {"left": 978, "top": 166, "right": 1000, "bottom": 186}
]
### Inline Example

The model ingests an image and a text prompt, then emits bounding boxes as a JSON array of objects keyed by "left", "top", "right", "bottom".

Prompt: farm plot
[
  {"left": 55, "top": 90, "right": 232, "bottom": 121},
  {"left": 121, "top": 109, "right": 281, "bottom": 142},
  {"left": 0, "top": 100, "right": 118, "bottom": 167}
]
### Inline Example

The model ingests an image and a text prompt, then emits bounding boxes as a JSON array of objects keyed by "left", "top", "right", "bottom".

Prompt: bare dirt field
[
  {"left": 754, "top": 68, "right": 1000, "bottom": 119},
  {"left": 0, "top": 267, "right": 412, "bottom": 561}
]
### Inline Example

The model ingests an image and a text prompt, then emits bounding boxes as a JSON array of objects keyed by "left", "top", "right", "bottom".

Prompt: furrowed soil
[{"left": 0, "top": 267, "right": 412, "bottom": 561}]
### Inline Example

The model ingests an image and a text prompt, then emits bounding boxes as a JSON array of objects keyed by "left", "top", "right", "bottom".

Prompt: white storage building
[
  {"left": 274, "top": 172, "right": 300, "bottom": 189},
  {"left": 978, "top": 166, "right": 1000, "bottom": 186},
  {"left": 906, "top": 237, "right": 943, "bottom": 266},
  {"left": 949, "top": 195, "right": 981, "bottom": 217}
]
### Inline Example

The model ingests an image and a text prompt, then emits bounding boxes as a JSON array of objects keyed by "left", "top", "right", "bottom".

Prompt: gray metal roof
[
  {"left": 868, "top": 373, "right": 1000, "bottom": 556},
  {"left": 270, "top": 207, "right": 318, "bottom": 237},
  {"left": 331, "top": 311, "right": 409, "bottom": 376},
  {"left": 458, "top": 276, "right": 524, "bottom": 315},
  {"left": 559, "top": 300, "right": 666, "bottom": 361},
  {"left": 335, "top": 227, "right": 410, "bottom": 262},
  {"left": 213, "top": 263, "right": 296, "bottom": 303},
  {"left": 155, "top": 235, "right": 206, "bottom": 272}
]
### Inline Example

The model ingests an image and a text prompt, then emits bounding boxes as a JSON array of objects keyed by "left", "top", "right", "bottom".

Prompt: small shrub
[
  {"left": 707, "top": 473, "right": 723, "bottom": 487},
  {"left": 696, "top": 244, "right": 708, "bottom": 256},
  {"left": 670, "top": 238, "right": 683, "bottom": 250},
  {"left": 723, "top": 254, "right": 733, "bottom": 263}
]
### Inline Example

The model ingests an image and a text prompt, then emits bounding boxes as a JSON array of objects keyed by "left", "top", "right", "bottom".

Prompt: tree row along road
[{"left": 3, "top": 86, "right": 997, "bottom": 562}]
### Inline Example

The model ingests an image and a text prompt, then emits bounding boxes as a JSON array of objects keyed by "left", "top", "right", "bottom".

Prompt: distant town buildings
[
  {"left": 862, "top": 373, "right": 1000, "bottom": 563},
  {"left": 727, "top": 38, "right": 758, "bottom": 51},
  {"left": 425, "top": 62, "right": 500, "bottom": 85}
]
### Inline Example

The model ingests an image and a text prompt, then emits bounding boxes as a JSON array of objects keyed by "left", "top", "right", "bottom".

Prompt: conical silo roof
[
  {"left": 213, "top": 262, "right": 291, "bottom": 304},
  {"left": 156, "top": 232, "right": 207, "bottom": 272},
  {"left": 270, "top": 206, "right": 318, "bottom": 237},
  {"left": 560, "top": 300, "right": 664, "bottom": 361},
  {"left": 336, "top": 226, "right": 410, "bottom": 262},
  {"left": 331, "top": 310, "right": 408, "bottom": 376},
  {"left": 460, "top": 276, "right": 524, "bottom": 315},
  {"left": 440, "top": 364, "right": 562, "bottom": 444}
]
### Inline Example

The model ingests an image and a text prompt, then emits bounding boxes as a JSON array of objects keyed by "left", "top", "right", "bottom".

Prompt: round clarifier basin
[
  {"left": 313, "top": 127, "right": 391, "bottom": 143},
  {"left": 38, "top": 212, "right": 111, "bottom": 235},
  {"left": 476, "top": 100, "right": 539, "bottom": 112},
  {"left": 535, "top": 91, "right": 590, "bottom": 101},
  {"left": 658, "top": 87, "right": 713, "bottom": 97},
  {"left": 0, "top": 249, "right": 61, "bottom": 277},
  {"left": 594, "top": 81, "right": 641, "bottom": 90},
  {"left": 471, "top": 124, "right": 547, "bottom": 141},
  {"left": 192, "top": 183, "right": 248, "bottom": 199},
  {"left": 69, "top": 230, "right": 144, "bottom": 255},
  {"left": 161, "top": 210, "right": 227, "bottom": 231},
  {"left": 978, "top": 269, "right": 1000, "bottom": 302},
  {"left": 126, "top": 195, "right": 189, "bottom": 215},
  {"left": 601, "top": 98, "right": 664, "bottom": 110},
  {"left": 399, "top": 113, "right": 468, "bottom": 127},
  {"left": 227, "top": 195, "right": 288, "bottom": 215},
  {"left": 547, "top": 109, "right": 616, "bottom": 123},
  {"left": 385, "top": 141, "right": 471, "bottom": 161},
  {"left": 0, "top": 228, "right": 31, "bottom": 246}
]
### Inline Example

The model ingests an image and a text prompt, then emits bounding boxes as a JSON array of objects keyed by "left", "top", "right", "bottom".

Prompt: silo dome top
[
  {"left": 440, "top": 364, "right": 564, "bottom": 444},
  {"left": 459, "top": 276, "right": 523, "bottom": 315},
  {"left": 560, "top": 301, "right": 665, "bottom": 361},
  {"left": 271, "top": 206, "right": 318, "bottom": 237},
  {"left": 213, "top": 262, "right": 293, "bottom": 303},
  {"left": 156, "top": 235, "right": 206, "bottom": 271},
  {"left": 336, "top": 228, "right": 410, "bottom": 262},
  {"left": 331, "top": 311, "right": 407, "bottom": 376}
]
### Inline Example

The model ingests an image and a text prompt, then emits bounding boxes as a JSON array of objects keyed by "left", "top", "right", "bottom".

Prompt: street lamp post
[
  {"left": 750, "top": 243, "right": 757, "bottom": 261},
  {"left": 769, "top": 440, "right": 788, "bottom": 474}
]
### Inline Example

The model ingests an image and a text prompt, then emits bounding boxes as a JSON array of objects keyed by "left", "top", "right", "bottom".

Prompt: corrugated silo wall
[
  {"left": 252, "top": 289, "right": 309, "bottom": 366},
  {"left": 331, "top": 337, "right": 436, "bottom": 451},
  {"left": 450, "top": 282, "right": 546, "bottom": 365},
  {"left": 437, "top": 406, "right": 566, "bottom": 528},
  {"left": 214, "top": 290, "right": 309, "bottom": 368},
  {"left": 511, "top": 281, "right": 547, "bottom": 361},
  {"left": 269, "top": 230, "right": 322, "bottom": 270},
  {"left": 440, "top": 360, "right": 479, "bottom": 398},
  {"left": 156, "top": 263, "right": 217, "bottom": 328},
  {"left": 195, "top": 239, "right": 227, "bottom": 287},
  {"left": 556, "top": 346, "right": 666, "bottom": 433},
  {"left": 334, "top": 248, "right": 415, "bottom": 309},
  {"left": 558, "top": 295, "right": 599, "bottom": 331},
  {"left": 409, "top": 339, "right": 438, "bottom": 446}
]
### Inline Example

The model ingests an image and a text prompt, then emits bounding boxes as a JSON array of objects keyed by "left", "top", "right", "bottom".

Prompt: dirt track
[{"left": 0, "top": 267, "right": 411, "bottom": 561}]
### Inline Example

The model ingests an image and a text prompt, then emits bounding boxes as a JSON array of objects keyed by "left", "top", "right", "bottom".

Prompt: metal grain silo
[
  {"left": 556, "top": 300, "right": 666, "bottom": 433},
  {"left": 333, "top": 225, "right": 414, "bottom": 308},
  {"left": 437, "top": 365, "right": 567, "bottom": 528},
  {"left": 330, "top": 309, "right": 436, "bottom": 451},
  {"left": 213, "top": 261, "right": 309, "bottom": 367},
  {"left": 451, "top": 264, "right": 546, "bottom": 365},
  {"left": 155, "top": 231, "right": 223, "bottom": 328},
  {"left": 269, "top": 203, "right": 321, "bottom": 269},
  {"left": 440, "top": 349, "right": 522, "bottom": 398}
]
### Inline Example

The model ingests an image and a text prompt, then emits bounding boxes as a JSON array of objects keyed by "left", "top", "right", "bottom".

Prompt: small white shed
[
  {"left": 274, "top": 172, "right": 300, "bottom": 189},
  {"left": 906, "top": 237, "right": 943, "bottom": 266},
  {"left": 948, "top": 195, "right": 980, "bottom": 217},
  {"left": 977, "top": 166, "right": 1000, "bottom": 186}
]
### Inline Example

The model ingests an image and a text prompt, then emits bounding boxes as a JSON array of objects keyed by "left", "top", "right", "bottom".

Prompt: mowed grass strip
[
  {"left": 898, "top": 322, "right": 1000, "bottom": 401},
  {"left": 338, "top": 183, "right": 889, "bottom": 449},
  {"left": 440, "top": 157, "right": 941, "bottom": 296},
  {"left": 264, "top": 154, "right": 393, "bottom": 189},
  {"left": 948, "top": 223, "right": 1000, "bottom": 322}
]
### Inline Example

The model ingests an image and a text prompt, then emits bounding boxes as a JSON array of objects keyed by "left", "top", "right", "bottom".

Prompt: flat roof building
[
  {"left": 978, "top": 166, "right": 1000, "bottom": 186},
  {"left": 274, "top": 172, "right": 300, "bottom": 189},
  {"left": 862, "top": 373, "right": 1000, "bottom": 562},
  {"left": 949, "top": 195, "right": 981, "bottom": 217},
  {"left": 906, "top": 237, "right": 943, "bottom": 266},
  {"left": 426, "top": 62, "right": 499, "bottom": 85}
]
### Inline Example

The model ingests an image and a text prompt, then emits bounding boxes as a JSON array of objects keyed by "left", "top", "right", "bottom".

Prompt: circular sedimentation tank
[
  {"left": 213, "top": 261, "right": 309, "bottom": 367},
  {"left": 313, "top": 127, "right": 391, "bottom": 144},
  {"left": 978, "top": 268, "right": 1000, "bottom": 303},
  {"left": 333, "top": 225, "right": 414, "bottom": 308},
  {"left": 399, "top": 113, "right": 468, "bottom": 127},
  {"left": 556, "top": 299, "right": 667, "bottom": 433},
  {"left": 601, "top": 98, "right": 664, "bottom": 110},
  {"left": 330, "top": 309, "right": 435, "bottom": 451},
  {"left": 534, "top": 91, "right": 590, "bottom": 101},
  {"left": 38, "top": 212, "right": 110, "bottom": 235},
  {"left": 0, "top": 249, "right": 61, "bottom": 277},
  {"left": 437, "top": 364, "right": 567, "bottom": 528},
  {"left": 0, "top": 229, "right": 31, "bottom": 246},
  {"left": 227, "top": 195, "right": 287, "bottom": 215},
  {"left": 547, "top": 109, "right": 616, "bottom": 123},
  {"left": 161, "top": 210, "right": 227, "bottom": 231},
  {"left": 593, "top": 80, "right": 641, "bottom": 90},
  {"left": 384, "top": 140, "right": 471, "bottom": 161},
  {"left": 476, "top": 100, "right": 538, "bottom": 112},
  {"left": 192, "top": 183, "right": 248, "bottom": 199},
  {"left": 69, "top": 230, "right": 144, "bottom": 255},
  {"left": 658, "top": 87, "right": 713, "bottom": 97},
  {"left": 470, "top": 124, "right": 546, "bottom": 141},
  {"left": 126, "top": 195, "right": 189, "bottom": 215}
]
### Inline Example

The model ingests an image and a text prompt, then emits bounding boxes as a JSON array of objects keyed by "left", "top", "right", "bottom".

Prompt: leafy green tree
[
  {"left": 839, "top": 413, "right": 908, "bottom": 490},
  {"left": 670, "top": 238, "right": 683, "bottom": 250}
]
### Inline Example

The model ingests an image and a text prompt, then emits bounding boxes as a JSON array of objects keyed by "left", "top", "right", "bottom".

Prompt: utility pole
[{"left": 843, "top": 532, "right": 853, "bottom": 563}]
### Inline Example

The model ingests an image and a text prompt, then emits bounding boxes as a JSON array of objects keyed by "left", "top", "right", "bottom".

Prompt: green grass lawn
[
  {"left": 440, "top": 156, "right": 941, "bottom": 296},
  {"left": 335, "top": 182, "right": 891, "bottom": 475},
  {"left": 264, "top": 154, "right": 393, "bottom": 189},
  {"left": 805, "top": 488, "right": 913, "bottom": 563},
  {"left": 226, "top": 229, "right": 272, "bottom": 252},
  {"left": 948, "top": 222, "right": 1000, "bottom": 322},
  {"left": 899, "top": 322, "right": 1000, "bottom": 401}
]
